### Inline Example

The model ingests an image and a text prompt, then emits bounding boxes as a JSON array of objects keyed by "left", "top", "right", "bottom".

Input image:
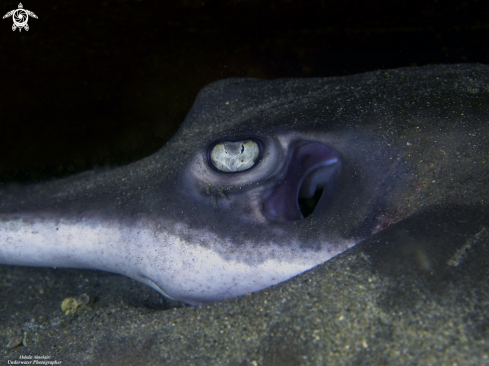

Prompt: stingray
[{"left": 1, "top": 64, "right": 488, "bottom": 305}]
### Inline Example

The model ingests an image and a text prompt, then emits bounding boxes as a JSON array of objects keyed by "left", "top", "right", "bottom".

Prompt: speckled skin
[
  {"left": 1, "top": 64, "right": 488, "bottom": 306},
  {"left": 1, "top": 204, "right": 488, "bottom": 365}
]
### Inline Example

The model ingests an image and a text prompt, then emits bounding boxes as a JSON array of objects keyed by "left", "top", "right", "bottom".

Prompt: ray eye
[{"left": 210, "top": 140, "right": 260, "bottom": 172}]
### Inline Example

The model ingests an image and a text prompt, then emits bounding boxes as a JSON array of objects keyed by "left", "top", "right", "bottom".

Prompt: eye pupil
[{"left": 210, "top": 140, "right": 260, "bottom": 172}]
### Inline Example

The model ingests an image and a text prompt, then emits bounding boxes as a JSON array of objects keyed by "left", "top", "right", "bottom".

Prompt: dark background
[{"left": 0, "top": 0, "right": 488, "bottom": 184}]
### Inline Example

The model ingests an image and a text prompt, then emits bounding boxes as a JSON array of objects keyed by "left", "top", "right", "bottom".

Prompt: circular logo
[{"left": 12, "top": 9, "right": 28, "bottom": 28}]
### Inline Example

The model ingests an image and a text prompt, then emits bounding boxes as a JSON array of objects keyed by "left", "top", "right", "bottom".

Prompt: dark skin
[{"left": 1, "top": 64, "right": 488, "bottom": 306}]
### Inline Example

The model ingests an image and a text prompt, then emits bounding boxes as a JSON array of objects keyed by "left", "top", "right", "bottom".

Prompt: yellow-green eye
[{"left": 210, "top": 140, "right": 260, "bottom": 172}]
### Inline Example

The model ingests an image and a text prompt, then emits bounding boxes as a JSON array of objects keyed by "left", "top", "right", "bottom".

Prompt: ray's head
[
  {"left": 138, "top": 78, "right": 399, "bottom": 305},
  {"left": 5, "top": 66, "right": 484, "bottom": 306},
  {"left": 137, "top": 65, "right": 489, "bottom": 304}
]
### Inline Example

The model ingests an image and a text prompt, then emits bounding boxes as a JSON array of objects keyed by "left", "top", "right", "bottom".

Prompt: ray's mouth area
[{"left": 262, "top": 142, "right": 341, "bottom": 221}]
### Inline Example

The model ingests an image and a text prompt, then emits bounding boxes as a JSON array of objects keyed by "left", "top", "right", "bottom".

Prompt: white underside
[{"left": 0, "top": 215, "right": 357, "bottom": 305}]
